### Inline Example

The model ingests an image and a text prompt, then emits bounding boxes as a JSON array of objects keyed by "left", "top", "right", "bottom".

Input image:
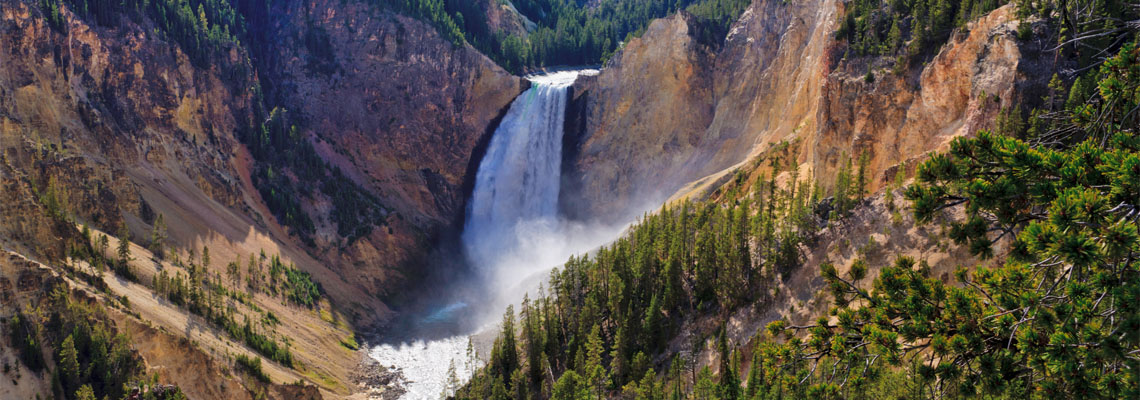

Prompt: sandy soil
[
  {"left": 0, "top": 339, "right": 50, "bottom": 399},
  {"left": 81, "top": 226, "right": 366, "bottom": 398}
]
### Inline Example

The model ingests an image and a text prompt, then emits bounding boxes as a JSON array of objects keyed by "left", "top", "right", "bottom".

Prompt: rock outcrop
[
  {"left": 563, "top": 12, "right": 717, "bottom": 220},
  {"left": 0, "top": 0, "right": 524, "bottom": 395},
  {"left": 477, "top": 0, "right": 534, "bottom": 37},
  {"left": 814, "top": 5, "right": 1053, "bottom": 189},
  {"left": 261, "top": 0, "right": 524, "bottom": 298},
  {"left": 563, "top": 1, "right": 1051, "bottom": 222}
]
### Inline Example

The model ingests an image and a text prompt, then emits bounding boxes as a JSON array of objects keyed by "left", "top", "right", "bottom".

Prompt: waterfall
[
  {"left": 372, "top": 70, "right": 606, "bottom": 400},
  {"left": 462, "top": 71, "right": 579, "bottom": 272}
]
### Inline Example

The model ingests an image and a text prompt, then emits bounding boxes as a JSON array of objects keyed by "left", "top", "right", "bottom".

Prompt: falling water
[
  {"left": 370, "top": 70, "right": 605, "bottom": 400},
  {"left": 462, "top": 71, "right": 577, "bottom": 272}
]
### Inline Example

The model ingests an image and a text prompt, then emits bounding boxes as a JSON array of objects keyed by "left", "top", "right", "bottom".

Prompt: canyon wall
[
  {"left": 562, "top": 12, "right": 717, "bottom": 220},
  {"left": 563, "top": 0, "right": 1051, "bottom": 221},
  {"left": 813, "top": 4, "right": 1053, "bottom": 191},
  {"left": 262, "top": 0, "right": 525, "bottom": 298},
  {"left": 0, "top": 0, "right": 523, "bottom": 395},
  {"left": 0, "top": 0, "right": 523, "bottom": 320}
]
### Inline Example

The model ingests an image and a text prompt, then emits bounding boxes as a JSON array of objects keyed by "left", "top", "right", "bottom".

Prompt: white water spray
[
  {"left": 463, "top": 71, "right": 575, "bottom": 275},
  {"left": 371, "top": 70, "right": 630, "bottom": 400}
]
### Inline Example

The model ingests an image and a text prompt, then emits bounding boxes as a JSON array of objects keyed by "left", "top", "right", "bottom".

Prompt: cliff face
[
  {"left": 0, "top": 0, "right": 524, "bottom": 395},
  {"left": 0, "top": 0, "right": 392, "bottom": 323},
  {"left": 0, "top": 0, "right": 252, "bottom": 225},
  {"left": 476, "top": 0, "right": 533, "bottom": 37},
  {"left": 0, "top": 0, "right": 524, "bottom": 315},
  {"left": 814, "top": 4, "right": 1052, "bottom": 190},
  {"left": 563, "top": 12, "right": 717, "bottom": 220},
  {"left": 563, "top": 0, "right": 838, "bottom": 220},
  {"left": 563, "top": 1, "right": 1049, "bottom": 221},
  {"left": 701, "top": 0, "right": 836, "bottom": 182},
  {"left": 262, "top": 0, "right": 524, "bottom": 297},
  {"left": 0, "top": 0, "right": 268, "bottom": 275}
]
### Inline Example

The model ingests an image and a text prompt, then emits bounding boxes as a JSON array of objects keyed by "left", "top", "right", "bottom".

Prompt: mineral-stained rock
[
  {"left": 0, "top": 0, "right": 523, "bottom": 393},
  {"left": 563, "top": 11, "right": 716, "bottom": 221},
  {"left": 262, "top": 0, "right": 525, "bottom": 298},
  {"left": 563, "top": 1, "right": 1051, "bottom": 223}
]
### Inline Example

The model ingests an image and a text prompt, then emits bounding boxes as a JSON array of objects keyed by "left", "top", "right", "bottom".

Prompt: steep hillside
[
  {"left": 256, "top": 0, "right": 525, "bottom": 301},
  {"left": 459, "top": 131, "right": 1001, "bottom": 398},
  {"left": 461, "top": 0, "right": 1140, "bottom": 396},
  {"left": 461, "top": 39, "right": 1139, "bottom": 399},
  {"left": 0, "top": 0, "right": 525, "bottom": 318},
  {"left": 0, "top": 0, "right": 526, "bottom": 396},
  {"left": 562, "top": 1, "right": 1052, "bottom": 223},
  {"left": 561, "top": 11, "right": 717, "bottom": 221},
  {"left": 0, "top": 0, "right": 387, "bottom": 324},
  {"left": 0, "top": 251, "right": 323, "bottom": 399}
]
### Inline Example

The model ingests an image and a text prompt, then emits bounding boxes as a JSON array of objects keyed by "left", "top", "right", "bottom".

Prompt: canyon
[{"left": 0, "top": 0, "right": 1080, "bottom": 398}]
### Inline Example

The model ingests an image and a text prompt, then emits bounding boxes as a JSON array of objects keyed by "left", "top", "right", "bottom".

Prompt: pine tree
[
  {"left": 96, "top": 234, "right": 109, "bottom": 278},
  {"left": 552, "top": 370, "right": 587, "bottom": 400},
  {"left": 74, "top": 384, "right": 96, "bottom": 400},
  {"left": 80, "top": 223, "right": 91, "bottom": 248},
  {"left": 908, "top": 15, "right": 926, "bottom": 56},
  {"left": 510, "top": 367, "right": 528, "bottom": 400},
  {"left": 490, "top": 305, "right": 518, "bottom": 390},
  {"left": 149, "top": 213, "right": 167, "bottom": 259},
  {"left": 443, "top": 359, "right": 459, "bottom": 398},
  {"left": 247, "top": 253, "right": 260, "bottom": 294},
  {"left": 1047, "top": 73, "right": 1066, "bottom": 110},
  {"left": 58, "top": 334, "right": 80, "bottom": 392},
  {"left": 887, "top": 16, "right": 902, "bottom": 52},
  {"left": 642, "top": 295, "right": 664, "bottom": 351},
  {"left": 227, "top": 260, "right": 241, "bottom": 288},
  {"left": 745, "top": 349, "right": 763, "bottom": 398},
  {"left": 201, "top": 245, "right": 210, "bottom": 269},
  {"left": 584, "top": 324, "right": 609, "bottom": 397},
  {"left": 693, "top": 366, "right": 717, "bottom": 400},
  {"left": 490, "top": 378, "right": 509, "bottom": 400},
  {"left": 855, "top": 151, "right": 870, "bottom": 201},
  {"left": 669, "top": 357, "right": 685, "bottom": 400},
  {"left": 997, "top": 104, "right": 1026, "bottom": 138},
  {"left": 116, "top": 223, "right": 131, "bottom": 272},
  {"left": 662, "top": 240, "right": 683, "bottom": 310},
  {"left": 521, "top": 294, "right": 545, "bottom": 389},
  {"left": 716, "top": 328, "right": 740, "bottom": 400}
]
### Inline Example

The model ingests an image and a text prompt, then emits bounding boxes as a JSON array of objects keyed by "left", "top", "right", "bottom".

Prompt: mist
[
  {"left": 369, "top": 208, "right": 652, "bottom": 398},
  {"left": 474, "top": 214, "right": 636, "bottom": 319},
  {"left": 367, "top": 66, "right": 676, "bottom": 399}
]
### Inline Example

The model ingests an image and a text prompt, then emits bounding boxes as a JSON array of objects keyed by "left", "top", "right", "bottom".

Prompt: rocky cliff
[
  {"left": 476, "top": 0, "right": 533, "bottom": 37},
  {"left": 813, "top": 4, "right": 1053, "bottom": 192},
  {"left": 0, "top": 0, "right": 523, "bottom": 396},
  {"left": 563, "top": 0, "right": 1051, "bottom": 222},
  {"left": 260, "top": 0, "right": 524, "bottom": 299},
  {"left": 0, "top": 0, "right": 525, "bottom": 315},
  {"left": 562, "top": 12, "right": 717, "bottom": 220}
]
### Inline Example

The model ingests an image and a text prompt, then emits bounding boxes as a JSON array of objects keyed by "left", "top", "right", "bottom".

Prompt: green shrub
[{"left": 235, "top": 354, "right": 271, "bottom": 383}]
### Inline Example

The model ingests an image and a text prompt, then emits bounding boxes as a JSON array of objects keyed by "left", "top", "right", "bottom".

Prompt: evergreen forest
[{"left": 456, "top": 1, "right": 1140, "bottom": 398}]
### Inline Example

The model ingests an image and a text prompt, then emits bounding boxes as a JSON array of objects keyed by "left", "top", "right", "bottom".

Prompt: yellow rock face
[{"left": 563, "top": 2, "right": 1044, "bottom": 221}]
